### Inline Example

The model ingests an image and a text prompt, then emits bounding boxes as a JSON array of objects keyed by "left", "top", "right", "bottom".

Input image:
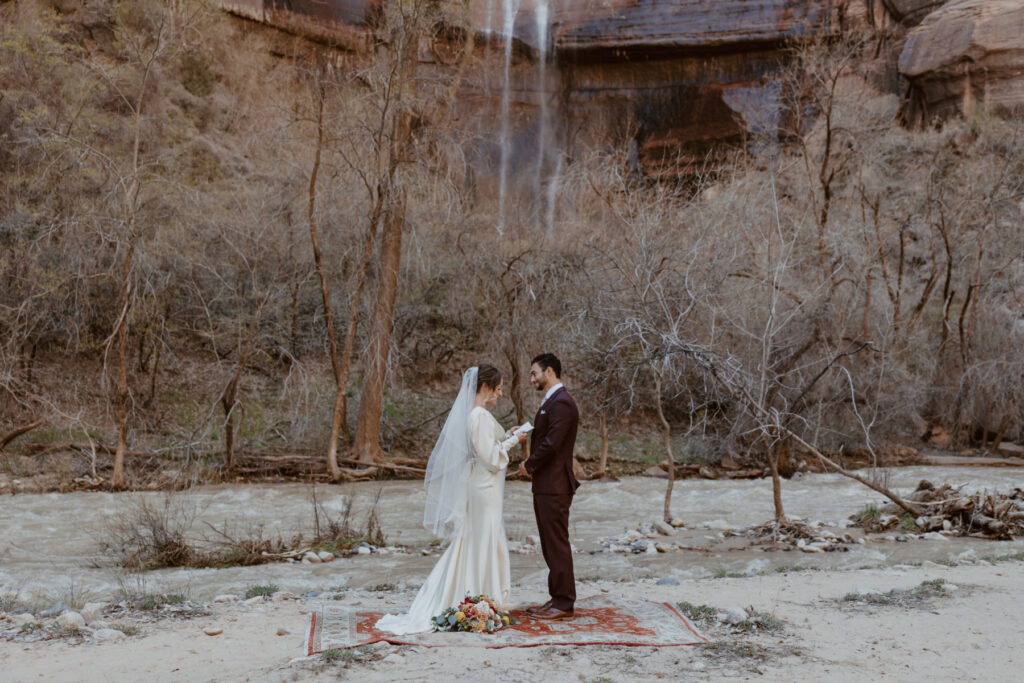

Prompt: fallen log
[
  {"left": 0, "top": 420, "right": 44, "bottom": 451},
  {"left": 19, "top": 442, "right": 153, "bottom": 457}
]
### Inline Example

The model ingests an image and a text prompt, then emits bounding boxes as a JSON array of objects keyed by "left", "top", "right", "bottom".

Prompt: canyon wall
[{"left": 215, "top": 0, "right": 1024, "bottom": 183}]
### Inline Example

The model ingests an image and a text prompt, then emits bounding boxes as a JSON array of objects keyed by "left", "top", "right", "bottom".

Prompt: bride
[{"left": 376, "top": 364, "right": 525, "bottom": 635}]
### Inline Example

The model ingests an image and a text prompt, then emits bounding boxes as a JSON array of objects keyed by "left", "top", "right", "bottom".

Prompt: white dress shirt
[{"left": 541, "top": 382, "right": 564, "bottom": 408}]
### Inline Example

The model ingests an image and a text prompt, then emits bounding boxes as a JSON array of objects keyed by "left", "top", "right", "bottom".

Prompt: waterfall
[
  {"left": 535, "top": 0, "right": 550, "bottom": 230},
  {"left": 497, "top": 0, "right": 520, "bottom": 234}
]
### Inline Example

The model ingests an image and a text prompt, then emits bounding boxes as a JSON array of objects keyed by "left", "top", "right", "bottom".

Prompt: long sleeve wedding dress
[{"left": 375, "top": 406, "right": 517, "bottom": 635}]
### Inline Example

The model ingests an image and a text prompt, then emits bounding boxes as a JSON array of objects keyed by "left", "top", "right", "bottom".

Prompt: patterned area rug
[{"left": 305, "top": 595, "right": 709, "bottom": 654}]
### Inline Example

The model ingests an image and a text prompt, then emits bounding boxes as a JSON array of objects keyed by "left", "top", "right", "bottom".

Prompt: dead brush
[
  {"left": 306, "top": 485, "right": 386, "bottom": 553},
  {"left": 103, "top": 494, "right": 198, "bottom": 570},
  {"left": 101, "top": 486, "right": 387, "bottom": 570}
]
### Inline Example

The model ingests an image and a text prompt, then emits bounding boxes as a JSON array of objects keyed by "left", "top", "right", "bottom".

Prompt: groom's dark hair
[{"left": 531, "top": 353, "right": 562, "bottom": 378}]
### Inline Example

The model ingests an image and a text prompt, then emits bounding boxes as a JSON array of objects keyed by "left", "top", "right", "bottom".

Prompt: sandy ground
[
  {"left": 3, "top": 558, "right": 1023, "bottom": 682},
  {"left": 4, "top": 470, "right": 1024, "bottom": 681}
]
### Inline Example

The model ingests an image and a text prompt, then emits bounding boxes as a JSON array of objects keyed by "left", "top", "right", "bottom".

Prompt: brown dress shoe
[
  {"left": 531, "top": 606, "right": 574, "bottom": 621},
  {"left": 526, "top": 600, "right": 553, "bottom": 614}
]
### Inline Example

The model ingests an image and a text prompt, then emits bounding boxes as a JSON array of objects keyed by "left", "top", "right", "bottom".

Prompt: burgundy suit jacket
[{"left": 524, "top": 386, "right": 580, "bottom": 495}]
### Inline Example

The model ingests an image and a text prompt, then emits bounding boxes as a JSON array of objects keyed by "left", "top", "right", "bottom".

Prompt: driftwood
[
  {"left": 0, "top": 420, "right": 44, "bottom": 451},
  {"left": 20, "top": 442, "right": 153, "bottom": 457},
  {"left": 232, "top": 451, "right": 425, "bottom": 479},
  {"left": 854, "top": 480, "right": 1024, "bottom": 540}
]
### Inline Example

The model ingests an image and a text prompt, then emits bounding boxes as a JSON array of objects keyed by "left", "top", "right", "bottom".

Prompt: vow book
[{"left": 513, "top": 421, "right": 534, "bottom": 435}]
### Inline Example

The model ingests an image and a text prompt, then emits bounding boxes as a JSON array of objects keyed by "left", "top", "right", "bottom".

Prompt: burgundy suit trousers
[{"left": 533, "top": 492, "right": 576, "bottom": 611}]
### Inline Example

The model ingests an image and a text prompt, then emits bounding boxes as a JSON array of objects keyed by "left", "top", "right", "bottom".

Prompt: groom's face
[{"left": 529, "top": 363, "right": 550, "bottom": 392}]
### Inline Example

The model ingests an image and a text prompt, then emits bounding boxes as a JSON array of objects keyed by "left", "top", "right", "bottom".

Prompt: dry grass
[{"left": 100, "top": 487, "right": 386, "bottom": 570}]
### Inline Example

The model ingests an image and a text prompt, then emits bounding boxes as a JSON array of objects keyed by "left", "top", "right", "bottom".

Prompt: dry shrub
[
  {"left": 102, "top": 487, "right": 386, "bottom": 570},
  {"left": 103, "top": 495, "right": 197, "bottom": 570},
  {"left": 307, "top": 485, "right": 386, "bottom": 552}
]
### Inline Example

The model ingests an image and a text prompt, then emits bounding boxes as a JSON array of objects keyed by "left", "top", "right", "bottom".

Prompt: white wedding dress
[{"left": 376, "top": 404, "right": 517, "bottom": 635}]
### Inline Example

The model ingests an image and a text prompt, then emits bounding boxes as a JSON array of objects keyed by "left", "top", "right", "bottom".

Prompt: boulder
[
  {"left": 654, "top": 520, "right": 677, "bottom": 537},
  {"left": 57, "top": 611, "right": 86, "bottom": 630},
  {"left": 900, "top": 0, "right": 1024, "bottom": 120},
  {"left": 93, "top": 628, "right": 127, "bottom": 641},
  {"left": 39, "top": 601, "right": 69, "bottom": 619},
  {"left": 882, "top": 0, "right": 949, "bottom": 26},
  {"left": 80, "top": 602, "right": 106, "bottom": 625}
]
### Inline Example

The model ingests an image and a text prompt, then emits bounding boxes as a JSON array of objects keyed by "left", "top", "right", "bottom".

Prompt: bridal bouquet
[{"left": 433, "top": 595, "right": 517, "bottom": 633}]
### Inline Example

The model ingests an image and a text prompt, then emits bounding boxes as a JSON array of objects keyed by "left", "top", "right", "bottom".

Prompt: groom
[{"left": 518, "top": 353, "right": 580, "bottom": 621}]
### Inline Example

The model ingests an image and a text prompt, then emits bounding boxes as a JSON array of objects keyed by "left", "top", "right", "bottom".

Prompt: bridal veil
[{"left": 422, "top": 366, "right": 477, "bottom": 540}]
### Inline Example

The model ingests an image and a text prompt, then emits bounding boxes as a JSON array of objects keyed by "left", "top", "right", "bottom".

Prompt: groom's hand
[{"left": 518, "top": 462, "right": 530, "bottom": 478}]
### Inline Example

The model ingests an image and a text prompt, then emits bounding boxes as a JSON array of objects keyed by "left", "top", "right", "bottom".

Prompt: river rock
[
  {"left": 956, "top": 548, "right": 978, "bottom": 564},
  {"left": 276, "top": 627, "right": 290, "bottom": 636},
  {"left": 273, "top": 591, "right": 298, "bottom": 602},
  {"left": 721, "top": 606, "right": 748, "bottom": 625},
  {"left": 93, "top": 628, "right": 127, "bottom": 641},
  {"left": 57, "top": 611, "right": 86, "bottom": 630},
  {"left": 303, "top": 552, "right": 322, "bottom": 563},
  {"left": 900, "top": 0, "right": 1024, "bottom": 120},
  {"left": 39, "top": 601, "right": 69, "bottom": 618},
  {"left": 203, "top": 626, "right": 223, "bottom": 636},
  {"left": 656, "top": 576, "right": 680, "bottom": 586},
  {"left": 213, "top": 594, "right": 238, "bottom": 603},
  {"left": 356, "top": 546, "right": 372, "bottom": 555},
  {"left": 317, "top": 551, "right": 335, "bottom": 562},
  {"left": 80, "top": 602, "right": 106, "bottom": 625},
  {"left": 654, "top": 521, "right": 676, "bottom": 536}
]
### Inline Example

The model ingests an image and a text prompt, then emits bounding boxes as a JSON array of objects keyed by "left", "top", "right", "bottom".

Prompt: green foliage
[
  {"left": 713, "top": 568, "right": 745, "bottom": 579},
  {"left": 114, "top": 623, "right": 140, "bottom": 636},
  {"left": 180, "top": 50, "right": 216, "bottom": 97},
  {"left": 677, "top": 601, "right": 718, "bottom": 622},
  {"left": 321, "top": 648, "right": 355, "bottom": 663},
  {"left": 855, "top": 504, "right": 881, "bottom": 522},
  {"left": 244, "top": 584, "right": 279, "bottom": 599},
  {"left": 900, "top": 514, "right": 919, "bottom": 532}
]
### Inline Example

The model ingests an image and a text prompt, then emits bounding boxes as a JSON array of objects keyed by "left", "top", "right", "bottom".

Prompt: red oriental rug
[{"left": 304, "top": 595, "right": 709, "bottom": 654}]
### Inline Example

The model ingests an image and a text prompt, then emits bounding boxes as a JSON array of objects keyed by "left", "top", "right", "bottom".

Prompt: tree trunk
[
  {"left": 220, "top": 301, "right": 264, "bottom": 472},
  {"left": 353, "top": 191, "right": 406, "bottom": 465},
  {"left": 598, "top": 409, "right": 609, "bottom": 478},
  {"left": 304, "top": 82, "right": 342, "bottom": 481},
  {"left": 653, "top": 372, "right": 675, "bottom": 523},
  {"left": 763, "top": 432, "right": 786, "bottom": 524},
  {"left": 327, "top": 183, "right": 388, "bottom": 471},
  {"left": 351, "top": 17, "right": 418, "bottom": 466},
  {"left": 112, "top": 235, "right": 135, "bottom": 489}
]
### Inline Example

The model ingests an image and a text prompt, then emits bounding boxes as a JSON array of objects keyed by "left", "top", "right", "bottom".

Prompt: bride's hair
[{"left": 476, "top": 364, "right": 502, "bottom": 393}]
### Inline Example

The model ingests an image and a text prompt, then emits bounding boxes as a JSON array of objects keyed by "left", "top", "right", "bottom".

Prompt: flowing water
[
  {"left": 2, "top": 467, "right": 1023, "bottom": 605},
  {"left": 534, "top": 0, "right": 550, "bottom": 232},
  {"left": 496, "top": 0, "right": 521, "bottom": 234}
]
